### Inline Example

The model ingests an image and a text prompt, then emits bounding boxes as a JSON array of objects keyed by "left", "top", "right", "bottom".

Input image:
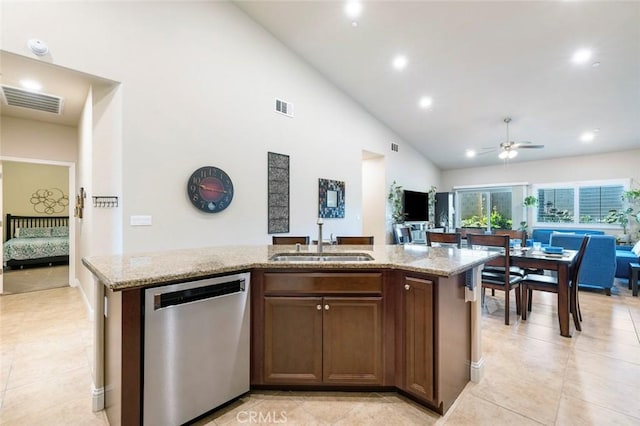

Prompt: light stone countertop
[{"left": 82, "top": 244, "right": 498, "bottom": 291}]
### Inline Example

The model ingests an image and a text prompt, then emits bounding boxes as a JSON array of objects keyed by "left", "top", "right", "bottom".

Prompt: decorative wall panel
[{"left": 268, "top": 152, "right": 290, "bottom": 233}]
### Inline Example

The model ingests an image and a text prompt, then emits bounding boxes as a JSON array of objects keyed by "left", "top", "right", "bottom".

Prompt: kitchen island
[{"left": 83, "top": 244, "right": 497, "bottom": 425}]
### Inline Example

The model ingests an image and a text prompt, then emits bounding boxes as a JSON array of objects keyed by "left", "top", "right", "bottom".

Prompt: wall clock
[{"left": 187, "top": 166, "right": 234, "bottom": 213}]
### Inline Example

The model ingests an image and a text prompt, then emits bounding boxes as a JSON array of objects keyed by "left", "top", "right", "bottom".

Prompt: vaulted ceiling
[
  {"left": 236, "top": 1, "right": 640, "bottom": 170},
  {"left": 2, "top": 2, "right": 638, "bottom": 171}
]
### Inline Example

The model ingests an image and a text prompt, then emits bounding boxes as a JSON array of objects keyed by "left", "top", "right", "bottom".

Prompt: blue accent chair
[
  {"left": 549, "top": 233, "right": 617, "bottom": 295},
  {"left": 615, "top": 245, "right": 640, "bottom": 279}
]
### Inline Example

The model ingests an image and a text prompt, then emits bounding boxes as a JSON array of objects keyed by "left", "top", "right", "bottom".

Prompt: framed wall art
[
  {"left": 267, "top": 152, "right": 290, "bottom": 233},
  {"left": 318, "top": 178, "right": 345, "bottom": 218}
]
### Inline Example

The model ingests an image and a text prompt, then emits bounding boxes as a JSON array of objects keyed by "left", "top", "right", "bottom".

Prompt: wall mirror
[
  {"left": 318, "top": 178, "right": 345, "bottom": 218},
  {"left": 326, "top": 190, "right": 338, "bottom": 207}
]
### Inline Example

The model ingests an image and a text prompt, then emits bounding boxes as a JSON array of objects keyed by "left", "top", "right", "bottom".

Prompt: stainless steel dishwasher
[{"left": 143, "top": 272, "right": 250, "bottom": 426}]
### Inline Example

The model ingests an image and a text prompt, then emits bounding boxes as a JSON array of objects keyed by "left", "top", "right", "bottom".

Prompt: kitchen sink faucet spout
[{"left": 317, "top": 218, "right": 323, "bottom": 253}]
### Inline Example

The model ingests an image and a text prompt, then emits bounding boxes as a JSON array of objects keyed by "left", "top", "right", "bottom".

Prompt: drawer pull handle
[
  {"left": 405, "top": 284, "right": 411, "bottom": 291},
  {"left": 324, "top": 304, "right": 330, "bottom": 310}
]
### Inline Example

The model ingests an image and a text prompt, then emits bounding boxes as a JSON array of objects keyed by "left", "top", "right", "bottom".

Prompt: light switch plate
[{"left": 130, "top": 215, "right": 152, "bottom": 226}]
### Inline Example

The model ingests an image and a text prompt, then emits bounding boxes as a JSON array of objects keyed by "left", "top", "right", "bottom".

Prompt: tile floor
[
  {"left": 2, "top": 265, "right": 69, "bottom": 295},
  {"left": 0, "top": 279, "right": 638, "bottom": 425}
]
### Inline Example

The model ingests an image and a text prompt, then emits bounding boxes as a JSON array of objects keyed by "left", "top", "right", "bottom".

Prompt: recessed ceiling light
[
  {"left": 392, "top": 55, "right": 408, "bottom": 71},
  {"left": 418, "top": 97, "right": 433, "bottom": 109},
  {"left": 344, "top": 1, "right": 363, "bottom": 19},
  {"left": 465, "top": 149, "right": 476, "bottom": 158},
  {"left": 19, "top": 79, "right": 42, "bottom": 92},
  {"left": 571, "top": 48, "right": 592, "bottom": 65},
  {"left": 580, "top": 131, "right": 595, "bottom": 142},
  {"left": 591, "top": 61, "right": 601, "bottom": 68},
  {"left": 351, "top": 21, "right": 359, "bottom": 27}
]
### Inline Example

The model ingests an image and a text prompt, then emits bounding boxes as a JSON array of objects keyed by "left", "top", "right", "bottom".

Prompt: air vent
[
  {"left": 1, "top": 85, "right": 64, "bottom": 115},
  {"left": 275, "top": 98, "right": 294, "bottom": 117},
  {"left": 391, "top": 142, "right": 399, "bottom": 152}
]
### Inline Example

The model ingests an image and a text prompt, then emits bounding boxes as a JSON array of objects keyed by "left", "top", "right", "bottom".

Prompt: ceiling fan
[{"left": 477, "top": 118, "right": 545, "bottom": 160}]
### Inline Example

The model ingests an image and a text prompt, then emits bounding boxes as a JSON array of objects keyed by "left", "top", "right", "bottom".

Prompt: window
[
  {"left": 456, "top": 186, "right": 522, "bottom": 231},
  {"left": 578, "top": 185, "right": 624, "bottom": 224},
  {"left": 533, "top": 180, "right": 628, "bottom": 226},
  {"left": 537, "top": 188, "right": 575, "bottom": 223}
]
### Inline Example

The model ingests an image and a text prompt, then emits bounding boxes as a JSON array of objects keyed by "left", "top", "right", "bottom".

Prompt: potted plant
[
  {"left": 622, "top": 189, "right": 640, "bottom": 241},
  {"left": 604, "top": 208, "right": 632, "bottom": 242},
  {"left": 522, "top": 195, "right": 538, "bottom": 234},
  {"left": 388, "top": 180, "right": 406, "bottom": 224},
  {"left": 427, "top": 185, "right": 437, "bottom": 228}
]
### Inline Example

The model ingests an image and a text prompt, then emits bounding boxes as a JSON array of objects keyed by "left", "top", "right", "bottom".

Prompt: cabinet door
[
  {"left": 322, "top": 297, "right": 383, "bottom": 384},
  {"left": 264, "top": 297, "right": 323, "bottom": 384},
  {"left": 403, "top": 277, "right": 435, "bottom": 402}
]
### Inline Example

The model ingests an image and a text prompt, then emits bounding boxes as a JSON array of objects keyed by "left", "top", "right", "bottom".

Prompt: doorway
[
  {"left": 0, "top": 158, "right": 76, "bottom": 295},
  {"left": 361, "top": 151, "right": 386, "bottom": 244}
]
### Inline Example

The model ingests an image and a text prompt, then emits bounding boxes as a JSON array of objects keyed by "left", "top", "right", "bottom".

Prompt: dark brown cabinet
[
  {"left": 256, "top": 272, "right": 385, "bottom": 386},
  {"left": 264, "top": 296, "right": 323, "bottom": 384},
  {"left": 396, "top": 272, "right": 471, "bottom": 414},
  {"left": 401, "top": 276, "right": 435, "bottom": 402},
  {"left": 322, "top": 297, "right": 382, "bottom": 384}
]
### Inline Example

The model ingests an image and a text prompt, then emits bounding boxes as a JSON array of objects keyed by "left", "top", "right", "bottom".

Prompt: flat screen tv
[{"left": 403, "top": 190, "right": 429, "bottom": 222}]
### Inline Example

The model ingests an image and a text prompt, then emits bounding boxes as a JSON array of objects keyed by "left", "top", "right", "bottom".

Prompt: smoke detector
[{"left": 27, "top": 39, "right": 49, "bottom": 56}]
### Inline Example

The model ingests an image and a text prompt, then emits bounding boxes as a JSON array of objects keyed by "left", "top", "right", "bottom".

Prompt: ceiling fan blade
[{"left": 515, "top": 144, "right": 544, "bottom": 149}]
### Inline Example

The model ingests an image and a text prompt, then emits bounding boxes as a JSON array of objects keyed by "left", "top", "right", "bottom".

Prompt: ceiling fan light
[
  {"left": 508, "top": 150, "right": 518, "bottom": 159},
  {"left": 498, "top": 151, "right": 508, "bottom": 160}
]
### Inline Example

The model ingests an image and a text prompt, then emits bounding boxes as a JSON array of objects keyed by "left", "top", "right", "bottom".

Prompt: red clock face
[
  {"left": 198, "top": 177, "right": 225, "bottom": 202},
  {"left": 187, "top": 166, "right": 234, "bottom": 213}
]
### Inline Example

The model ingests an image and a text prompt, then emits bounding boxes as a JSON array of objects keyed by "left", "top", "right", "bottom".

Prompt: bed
[{"left": 3, "top": 214, "right": 70, "bottom": 269}]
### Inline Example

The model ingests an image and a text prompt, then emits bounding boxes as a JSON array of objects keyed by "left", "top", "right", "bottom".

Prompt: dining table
[{"left": 508, "top": 247, "right": 579, "bottom": 337}]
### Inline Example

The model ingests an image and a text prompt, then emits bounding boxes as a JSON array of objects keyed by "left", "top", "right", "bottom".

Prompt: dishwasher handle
[{"left": 153, "top": 279, "right": 245, "bottom": 310}]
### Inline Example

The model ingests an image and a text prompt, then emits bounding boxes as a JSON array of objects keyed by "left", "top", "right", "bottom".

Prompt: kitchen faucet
[{"left": 317, "top": 218, "right": 323, "bottom": 253}]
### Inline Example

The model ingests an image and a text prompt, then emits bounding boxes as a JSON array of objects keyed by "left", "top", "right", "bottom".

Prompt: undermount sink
[{"left": 270, "top": 253, "right": 374, "bottom": 262}]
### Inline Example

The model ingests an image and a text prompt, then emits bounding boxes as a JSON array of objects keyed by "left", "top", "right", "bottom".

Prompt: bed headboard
[{"left": 5, "top": 214, "right": 70, "bottom": 241}]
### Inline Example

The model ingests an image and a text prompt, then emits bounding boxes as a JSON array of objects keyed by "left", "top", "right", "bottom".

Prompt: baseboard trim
[
  {"left": 76, "top": 278, "right": 94, "bottom": 321},
  {"left": 92, "top": 386, "right": 105, "bottom": 412},
  {"left": 470, "top": 358, "right": 485, "bottom": 383}
]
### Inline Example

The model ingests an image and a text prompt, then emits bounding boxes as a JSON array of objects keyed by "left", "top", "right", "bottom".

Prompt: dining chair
[
  {"left": 468, "top": 233, "right": 523, "bottom": 325},
  {"left": 272, "top": 236, "right": 310, "bottom": 245},
  {"left": 336, "top": 236, "right": 374, "bottom": 245},
  {"left": 521, "top": 235, "right": 590, "bottom": 331},
  {"left": 475, "top": 230, "right": 526, "bottom": 302},
  {"left": 395, "top": 226, "right": 412, "bottom": 244},
  {"left": 492, "top": 229, "right": 527, "bottom": 244},
  {"left": 426, "top": 231, "right": 461, "bottom": 248},
  {"left": 493, "top": 230, "right": 539, "bottom": 275}
]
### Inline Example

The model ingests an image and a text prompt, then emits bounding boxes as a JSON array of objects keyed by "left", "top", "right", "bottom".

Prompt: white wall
[
  {"left": 1, "top": 1, "right": 439, "bottom": 253},
  {"left": 1, "top": 116, "right": 77, "bottom": 162},
  {"left": 442, "top": 149, "right": 640, "bottom": 235},
  {"left": 441, "top": 149, "right": 640, "bottom": 191}
]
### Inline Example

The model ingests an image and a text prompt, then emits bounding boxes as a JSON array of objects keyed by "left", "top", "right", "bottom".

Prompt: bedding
[
  {"left": 4, "top": 235, "right": 69, "bottom": 262},
  {"left": 3, "top": 214, "right": 70, "bottom": 268}
]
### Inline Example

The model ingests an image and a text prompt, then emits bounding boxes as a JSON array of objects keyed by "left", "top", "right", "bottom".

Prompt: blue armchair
[
  {"left": 615, "top": 245, "right": 640, "bottom": 279},
  {"left": 550, "top": 234, "right": 617, "bottom": 295}
]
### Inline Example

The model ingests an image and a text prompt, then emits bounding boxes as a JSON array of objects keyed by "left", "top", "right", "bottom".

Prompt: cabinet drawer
[{"left": 264, "top": 272, "right": 382, "bottom": 295}]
